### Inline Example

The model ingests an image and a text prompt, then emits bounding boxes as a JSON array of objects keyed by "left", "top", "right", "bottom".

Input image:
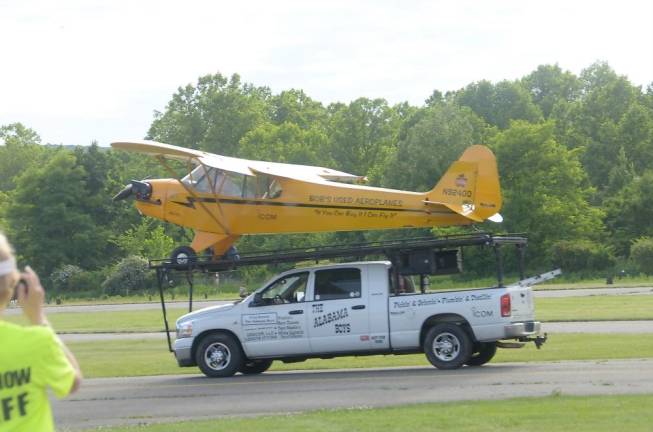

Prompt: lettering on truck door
[
  {"left": 308, "top": 267, "right": 371, "bottom": 353},
  {"left": 242, "top": 272, "right": 311, "bottom": 357}
]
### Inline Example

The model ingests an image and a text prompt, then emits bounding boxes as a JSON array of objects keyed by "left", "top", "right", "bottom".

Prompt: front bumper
[{"left": 173, "top": 337, "right": 195, "bottom": 367}]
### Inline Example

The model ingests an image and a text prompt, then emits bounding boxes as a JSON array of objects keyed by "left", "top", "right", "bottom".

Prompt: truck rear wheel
[
  {"left": 239, "top": 359, "right": 273, "bottom": 375},
  {"left": 424, "top": 323, "right": 472, "bottom": 370},
  {"left": 196, "top": 333, "right": 243, "bottom": 378},
  {"left": 465, "top": 342, "right": 497, "bottom": 366}
]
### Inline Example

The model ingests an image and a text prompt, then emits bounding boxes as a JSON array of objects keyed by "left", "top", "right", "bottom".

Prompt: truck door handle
[
  {"left": 289, "top": 310, "right": 303, "bottom": 315},
  {"left": 351, "top": 305, "right": 366, "bottom": 310}
]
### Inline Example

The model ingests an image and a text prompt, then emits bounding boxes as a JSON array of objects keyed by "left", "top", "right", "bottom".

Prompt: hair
[{"left": 0, "top": 231, "right": 18, "bottom": 306}]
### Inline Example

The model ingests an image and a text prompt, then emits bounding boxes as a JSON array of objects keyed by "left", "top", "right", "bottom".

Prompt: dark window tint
[{"left": 314, "top": 268, "right": 361, "bottom": 301}]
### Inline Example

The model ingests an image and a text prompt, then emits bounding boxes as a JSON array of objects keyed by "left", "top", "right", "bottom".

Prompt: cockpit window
[
  {"left": 257, "top": 174, "right": 282, "bottom": 199},
  {"left": 181, "top": 166, "right": 219, "bottom": 193},
  {"left": 181, "top": 166, "right": 281, "bottom": 199}
]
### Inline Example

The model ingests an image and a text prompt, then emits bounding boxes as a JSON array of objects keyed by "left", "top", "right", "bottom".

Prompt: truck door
[
  {"left": 308, "top": 267, "right": 371, "bottom": 353},
  {"left": 241, "top": 271, "right": 311, "bottom": 357}
]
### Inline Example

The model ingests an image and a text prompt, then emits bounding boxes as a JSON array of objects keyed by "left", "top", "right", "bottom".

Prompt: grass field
[
  {"left": 4, "top": 294, "right": 650, "bottom": 333},
  {"left": 75, "top": 394, "right": 653, "bottom": 432},
  {"left": 68, "top": 332, "right": 653, "bottom": 378}
]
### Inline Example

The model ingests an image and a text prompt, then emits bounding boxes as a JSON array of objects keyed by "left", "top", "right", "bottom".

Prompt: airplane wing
[
  {"left": 248, "top": 160, "right": 366, "bottom": 184},
  {"left": 111, "top": 140, "right": 254, "bottom": 176},
  {"left": 111, "top": 140, "right": 365, "bottom": 183}
]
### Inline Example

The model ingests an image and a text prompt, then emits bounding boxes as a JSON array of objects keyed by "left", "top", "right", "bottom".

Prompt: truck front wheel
[
  {"left": 196, "top": 333, "right": 243, "bottom": 378},
  {"left": 465, "top": 342, "right": 497, "bottom": 367},
  {"left": 424, "top": 324, "right": 472, "bottom": 370}
]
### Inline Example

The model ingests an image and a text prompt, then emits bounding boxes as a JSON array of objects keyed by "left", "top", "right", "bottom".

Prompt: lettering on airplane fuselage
[
  {"left": 308, "top": 195, "right": 403, "bottom": 207},
  {"left": 441, "top": 189, "right": 472, "bottom": 198}
]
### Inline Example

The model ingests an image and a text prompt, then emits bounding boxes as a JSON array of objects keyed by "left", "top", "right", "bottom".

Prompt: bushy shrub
[
  {"left": 630, "top": 237, "right": 653, "bottom": 275},
  {"left": 50, "top": 265, "right": 84, "bottom": 292},
  {"left": 101, "top": 256, "right": 153, "bottom": 296},
  {"left": 551, "top": 240, "right": 616, "bottom": 273}
]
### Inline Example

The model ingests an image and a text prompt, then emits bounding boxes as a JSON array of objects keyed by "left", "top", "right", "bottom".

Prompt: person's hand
[{"left": 17, "top": 266, "right": 48, "bottom": 326}]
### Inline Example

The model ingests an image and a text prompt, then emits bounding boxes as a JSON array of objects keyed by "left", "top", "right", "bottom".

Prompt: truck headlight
[{"left": 176, "top": 321, "right": 193, "bottom": 338}]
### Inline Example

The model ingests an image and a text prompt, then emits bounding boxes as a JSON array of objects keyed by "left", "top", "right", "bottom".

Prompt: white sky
[{"left": 1, "top": 0, "right": 651, "bottom": 146}]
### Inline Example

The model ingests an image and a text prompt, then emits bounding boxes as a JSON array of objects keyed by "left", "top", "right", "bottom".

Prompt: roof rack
[{"left": 149, "top": 232, "right": 527, "bottom": 272}]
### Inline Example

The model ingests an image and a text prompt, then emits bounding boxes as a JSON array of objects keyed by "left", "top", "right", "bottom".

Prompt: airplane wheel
[{"left": 170, "top": 246, "right": 197, "bottom": 266}]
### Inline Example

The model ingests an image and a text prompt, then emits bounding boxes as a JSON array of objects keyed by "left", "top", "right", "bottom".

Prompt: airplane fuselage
[{"left": 136, "top": 177, "right": 470, "bottom": 236}]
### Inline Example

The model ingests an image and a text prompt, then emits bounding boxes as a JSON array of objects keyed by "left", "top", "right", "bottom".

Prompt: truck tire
[
  {"left": 239, "top": 359, "right": 273, "bottom": 375},
  {"left": 424, "top": 323, "right": 472, "bottom": 370},
  {"left": 465, "top": 342, "right": 497, "bottom": 367},
  {"left": 196, "top": 333, "right": 243, "bottom": 378}
]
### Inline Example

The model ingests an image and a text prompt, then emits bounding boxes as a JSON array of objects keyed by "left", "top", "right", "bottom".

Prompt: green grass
[
  {"left": 78, "top": 394, "right": 653, "bottom": 432},
  {"left": 536, "top": 295, "right": 653, "bottom": 321},
  {"left": 69, "top": 332, "right": 653, "bottom": 378},
  {"left": 6, "top": 308, "right": 192, "bottom": 332},
  {"left": 5, "top": 294, "right": 653, "bottom": 333}
]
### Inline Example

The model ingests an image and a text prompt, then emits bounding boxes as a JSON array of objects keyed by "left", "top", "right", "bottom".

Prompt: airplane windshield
[{"left": 181, "top": 166, "right": 281, "bottom": 198}]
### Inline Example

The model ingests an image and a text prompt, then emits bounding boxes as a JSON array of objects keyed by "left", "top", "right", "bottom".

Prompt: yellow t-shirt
[{"left": 0, "top": 320, "right": 76, "bottom": 432}]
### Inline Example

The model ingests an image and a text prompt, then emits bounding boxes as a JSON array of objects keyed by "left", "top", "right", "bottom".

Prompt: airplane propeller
[{"left": 113, "top": 180, "right": 152, "bottom": 201}]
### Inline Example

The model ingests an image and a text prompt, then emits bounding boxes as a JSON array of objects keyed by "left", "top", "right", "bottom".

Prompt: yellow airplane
[{"left": 111, "top": 140, "right": 502, "bottom": 263}]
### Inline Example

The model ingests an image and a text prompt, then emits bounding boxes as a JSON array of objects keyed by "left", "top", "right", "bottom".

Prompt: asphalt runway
[{"left": 53, "top": 359, "right": 653, "bottom": 430}]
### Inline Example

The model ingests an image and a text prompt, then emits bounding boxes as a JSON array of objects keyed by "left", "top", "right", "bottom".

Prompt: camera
[{"left": 10, "top": 278, "right": 27, "bottom": 301}]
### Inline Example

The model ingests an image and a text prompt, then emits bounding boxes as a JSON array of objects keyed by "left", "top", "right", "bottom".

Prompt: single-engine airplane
[{"left": 111, "top": 140, "right": 502, "bottom": 264}]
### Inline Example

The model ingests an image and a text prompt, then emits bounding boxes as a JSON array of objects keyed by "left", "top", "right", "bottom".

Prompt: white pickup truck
[{"left": 173, "top": 261, "right": 554, "bottom": 377}]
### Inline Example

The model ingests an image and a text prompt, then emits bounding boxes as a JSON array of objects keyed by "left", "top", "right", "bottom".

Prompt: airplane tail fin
[{"left": 426, "top": 145, "right": 502, "bottom": 223}]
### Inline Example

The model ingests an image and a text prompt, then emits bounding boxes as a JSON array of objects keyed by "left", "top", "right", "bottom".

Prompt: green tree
[
  {"left": 240, "top": 122, "right": 329, "bottom": 166},
  {"left": 147, "top": 73, "right": 271, "bottom": 156},
  {"left": 0, "top": 123, "right": 45, "bottom": 191},
  {"left": 378, "top": 103, "right": 486, "bottom": 191},
  {"left": 270, "top": 89, "right": 327, "bottom": 129},
  {"left": 491, "top": 121, "right": 604, "bottom": 260},
  {"left": 113, "top": 219, "right": 175, "bottom": 259},
  {"left": 522, "top": 64, "right": 581, "bottom": 118},
  {"left": 6, "top": 151, "right": 99, "bottom": 276},
  {"left": 553, "top": 62, "right": 641, "bottom": 191},
  {"left": 604, "top": 170, "right": 653, "bottom": 255},
  {"left": 630, "top": 237, "right": 653, "bottom": 275},
  {"left": 326, "top": 98, "right": 402, "bottom": 176},
  {"left": 455, "top": 80, "right": 542, "bottom": 129}
]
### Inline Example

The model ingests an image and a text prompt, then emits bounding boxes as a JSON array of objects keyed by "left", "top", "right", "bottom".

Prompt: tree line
[{"left": 1, "top": 61, "right": 653, "bottom": 296}]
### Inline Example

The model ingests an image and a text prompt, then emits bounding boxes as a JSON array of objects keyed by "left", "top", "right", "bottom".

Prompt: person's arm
[{"left": 18, "top": 266, "right": 83, "bottom": 395}]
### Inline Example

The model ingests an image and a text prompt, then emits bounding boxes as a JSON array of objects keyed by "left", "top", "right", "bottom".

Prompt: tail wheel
[
  {"left": 424, "top": 323, "right": 472, "bottom": 370},
  {"left": 239, "top": 359, "right": 273, "bottom": 375},
  {"left": 465, "top": 342, "right": 497, "bottom": 367},
  {"left": 170, "top": 246, "right": 197, "bottom": 266},
  {"left": 196, "top": 333, "right": 243, "bottom": 378}
]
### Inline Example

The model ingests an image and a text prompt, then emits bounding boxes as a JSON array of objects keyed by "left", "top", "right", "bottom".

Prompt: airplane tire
[{"left": 170, "top": 246, "right": 197, "bottom": 266}]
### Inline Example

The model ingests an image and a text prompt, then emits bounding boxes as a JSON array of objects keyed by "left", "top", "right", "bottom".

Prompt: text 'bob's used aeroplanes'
[{"left": 112, "top": 140, "right": 502, "bottom": 264}]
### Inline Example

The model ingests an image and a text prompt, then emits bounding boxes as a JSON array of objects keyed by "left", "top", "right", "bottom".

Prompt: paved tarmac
[{"left": 53, "top": 359, "right": 653, "bottom": 430}]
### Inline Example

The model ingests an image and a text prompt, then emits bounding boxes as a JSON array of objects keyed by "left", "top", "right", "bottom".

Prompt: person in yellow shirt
[{"left": 0, "top": 232, "right": 82, "bottom": 432}]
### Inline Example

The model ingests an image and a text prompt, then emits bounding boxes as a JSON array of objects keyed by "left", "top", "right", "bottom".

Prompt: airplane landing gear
[{"left": 170, "top": 246, "right": 197, "bottom": 266}]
